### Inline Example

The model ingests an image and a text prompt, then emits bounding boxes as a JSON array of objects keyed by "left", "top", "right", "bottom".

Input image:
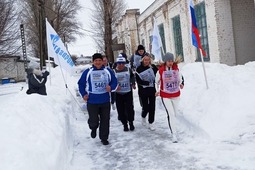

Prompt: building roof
[{"left": 0, "top": 55, "right": 20, "bottom": 59}]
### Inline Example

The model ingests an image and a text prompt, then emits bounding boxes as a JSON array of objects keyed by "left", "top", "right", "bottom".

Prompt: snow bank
[
  {"left": 180, "top": 62, "right": 255, "bottom": 141},
  {"left": 0, "top": 67, "right": 78, "bottom": 170}
]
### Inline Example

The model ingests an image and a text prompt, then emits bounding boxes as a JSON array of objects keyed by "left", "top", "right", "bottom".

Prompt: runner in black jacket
[{"left": 135, "top": 53, "right": 158, "bottom": 130}]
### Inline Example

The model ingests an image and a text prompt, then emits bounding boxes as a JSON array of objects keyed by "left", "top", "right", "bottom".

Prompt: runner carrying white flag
[
  {"left": 151, "top": 18, "right": 163, "bottom": 61},
  {"left": 46, "top": 19, "right": 74, "bottom": 74}
]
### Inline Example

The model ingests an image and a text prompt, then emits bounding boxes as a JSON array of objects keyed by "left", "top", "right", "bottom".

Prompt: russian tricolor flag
[{"left": 189, "top": 0, "right": 206, "bottom": 56}]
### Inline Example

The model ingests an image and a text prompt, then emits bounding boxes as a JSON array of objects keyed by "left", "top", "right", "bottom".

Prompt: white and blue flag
[
  {"left": 151, "top": 18, "right": 163, "bottom": 61},
  {"left": 46, "top": 19, "right": 74, "bottom": 74}
]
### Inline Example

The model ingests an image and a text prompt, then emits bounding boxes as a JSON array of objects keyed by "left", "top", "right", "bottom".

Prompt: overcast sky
[{"left": 68, "top": 0, "right": 155, "bottom": 56}]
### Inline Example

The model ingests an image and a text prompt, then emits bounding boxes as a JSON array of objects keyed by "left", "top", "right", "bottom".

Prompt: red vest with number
[{"left": 159, "top": 63, "right": 180, "bottom": 98}]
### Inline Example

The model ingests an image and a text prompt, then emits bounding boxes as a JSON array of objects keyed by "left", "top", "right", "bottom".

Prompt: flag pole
[
  {"left": 161, "top": 47, "right": 165, "bottom": 56},
  {"left": 47, "top": 59, "right": 52, "bottom": 86},
  {"left": 199, "top": 49, "right": 209, "bottom": 89},
  {"left": 45, "top": 18, "right": 52, "bottom": 86},
  {"left": 189, "top": 0, "right": 209, "bottom": 89}
]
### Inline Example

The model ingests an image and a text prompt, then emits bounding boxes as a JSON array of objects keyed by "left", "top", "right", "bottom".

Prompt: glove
[{"left": 42, "top": 71, "right": 50, "bottom": 77}]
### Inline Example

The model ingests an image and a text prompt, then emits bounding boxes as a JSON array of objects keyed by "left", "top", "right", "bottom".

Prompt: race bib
[
  {"left": 90, "top": 70, "right": 109, "bottom": 94},
  {"left": 138, "top": 68, "right": 155, "bottom": 87},
  {"left": 115, "top": 71, "right": 131, "bottom": 93},
  {"left": 162, "top": 70, "right": 180, "bottom": 93}
]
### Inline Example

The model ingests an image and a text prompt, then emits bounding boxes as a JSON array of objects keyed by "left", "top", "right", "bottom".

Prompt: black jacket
[
  {"left": 135, "top": 63, "right": 158, "bottom": 97},
  {"left": 26, "top": 70, "right": 49, "bottom": 95}
]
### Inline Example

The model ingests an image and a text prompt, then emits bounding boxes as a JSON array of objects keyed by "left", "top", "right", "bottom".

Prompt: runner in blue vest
[
  {"left": 78, "top": 53, "right": 118, "bottom": 145},
  {"left": 113, "top": 55, "right": 136, "bottom": 131}
]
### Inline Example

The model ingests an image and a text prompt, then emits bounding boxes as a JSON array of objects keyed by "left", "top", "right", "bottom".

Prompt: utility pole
[{"left": 38, "top": 0, "right": 47, "bottom": 70}]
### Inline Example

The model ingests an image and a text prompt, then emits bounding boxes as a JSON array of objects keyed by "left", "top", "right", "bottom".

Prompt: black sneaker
[
  {"left": 101, "top": 140, "right": 109, "bottom": 145},
  {"left": 123, "top": 124, "right": 129, "bottom": 131},
  {"left": 129, "top": 122, "right": 135, "bottom": 131},
  {"left": 90, "top": 129, "right": 96, "bottom": 138}
]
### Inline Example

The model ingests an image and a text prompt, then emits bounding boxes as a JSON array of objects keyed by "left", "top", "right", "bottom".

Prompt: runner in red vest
[{"left": 155, "top": 52, "right": 184, "bottom": 143}]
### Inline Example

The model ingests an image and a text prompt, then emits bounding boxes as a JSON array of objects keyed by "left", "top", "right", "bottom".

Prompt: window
[
  {"left": 142, "top": 39, "right": 145, "bottom": 46},
  {"left": 172, "top": 15, "right": 184, "bottom": 61},
  {"left": 194, "top": 1, "right": 210, "bottom": 61},
  {"left": 158, "top": 24, "right": 166, "bottom": 53},
  {"left": 149, "top": 35, "right": 153, "bottom": 44},
  {"left": 149, "top": 35, "right": 153, "bottom": 53}
]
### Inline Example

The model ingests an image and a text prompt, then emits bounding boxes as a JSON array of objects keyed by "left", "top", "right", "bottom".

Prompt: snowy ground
[{"left": 0, "top": 62, "right": 255, "bottom": 170}]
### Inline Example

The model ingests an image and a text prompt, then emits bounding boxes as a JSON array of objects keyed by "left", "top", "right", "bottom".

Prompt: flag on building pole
[
  {"left": 189, "top": 0, "right": 209, "bottom": 89},
  {"left": 46, "top": 19, "right": 74, "bottom": 74},
  {"left": 151, "top": 18, "right": 163, "bottom": 61},
  {"left": 189, "top": 0, "right": 206, "bottom": 57}
]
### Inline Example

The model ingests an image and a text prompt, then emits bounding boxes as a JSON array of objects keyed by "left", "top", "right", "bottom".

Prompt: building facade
[
  {"left": 0, "top": 56, "right": 26, "bottom": 82},
  {"left": 115, "top": 0, "right": 255, "bottom": 65},
  {"left": 115, "top": 9, "right": 141, "bottom": 57}
]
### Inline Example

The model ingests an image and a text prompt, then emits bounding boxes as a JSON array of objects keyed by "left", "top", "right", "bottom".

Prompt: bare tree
[
  {"left": 20, "top": 0, "right": 83, "bottom": 60},
  {"left": 91, "top": 0, "right": 126, "bottom": 62},
  {"left": 0, "top": 0, "right": 21, "bottom": 55}
]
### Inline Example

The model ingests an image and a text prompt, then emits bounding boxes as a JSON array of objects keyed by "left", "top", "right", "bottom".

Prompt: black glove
[{"left": 42, "top": 71, "right": 50, "bottom": 77}]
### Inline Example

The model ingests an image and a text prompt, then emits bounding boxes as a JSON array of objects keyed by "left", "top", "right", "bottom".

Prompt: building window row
[{"left": 147, "top": 1, "right": 209, "bottom": 62}]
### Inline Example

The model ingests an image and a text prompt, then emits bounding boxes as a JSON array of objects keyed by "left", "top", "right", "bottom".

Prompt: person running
[
  {"left": 135, "top": 53, "right": 158, "bottom": 130},
  {"left": 130, "top": 44, "right": 146, "bottom": 70},
  {"left": 102, "top": 55, "right": 112, "bottom": 68},
  {"left": 112, "top": 53, "right": 131, "bottom": 69},
  {"left": 113, "top": 55, "right": 136, "bottom": 131},
  {"left": 78, "top": 53, "right": 118, "bottom": 145},
  {"left": 130, "top": 45, "right": 147, "bottom": 109},
  {"left": 155, "top": 52, "right": 184, "bottom": 143},
  {"left": 102, "top": 55, "right": 116, "bottom": 110}
]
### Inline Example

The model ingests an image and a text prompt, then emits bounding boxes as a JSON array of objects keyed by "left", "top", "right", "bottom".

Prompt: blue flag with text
[{"left": 46, "top": 19, "right": 74, "bottom": 74}]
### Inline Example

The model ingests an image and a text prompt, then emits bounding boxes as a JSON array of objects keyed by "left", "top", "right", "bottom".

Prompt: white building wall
[
  {"left": 168, "top": 0, "right": 192, "bottom": 62},
  {"left": 204, "top": 0, "right": 221, "bottom": 64},
  {"left": 115, "top": 0, "right": 255, "bottom": 65},
  {"left": 214, "top": 0, "right": 236, "bottom": 65},
  {"left": 0, "top": 59, "right": 26, "bottom": 82},
  {"left": 17, "top": 62, "right": 26, "bottom": 81},
  {"left": 230, "top": 0, "right": 255, "bottom": 65}
]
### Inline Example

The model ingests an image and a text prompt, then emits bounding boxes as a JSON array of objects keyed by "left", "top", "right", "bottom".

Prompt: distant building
[
  {"left": 115, "top": 0, "right": 255, "bottom": 65},
  {"left": 0, "top": 55, "right": 27, "bottom": 83},
  {"left": 75, "top": 56, "right": 92, "bottom": 65},
  {"left": 115, "top": 9, "right": 140, "bottom": 59}
]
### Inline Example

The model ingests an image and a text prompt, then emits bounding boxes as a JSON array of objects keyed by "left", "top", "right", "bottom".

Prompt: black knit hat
[
  {"left": 92, "top": 53, "right": 103, "bottom": 61},
  {"left": 137, "top": 45, "right": 145, "bottom": 51},
  {"left": 120, "top": 52, "right": 127, "bottom": 59}
]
